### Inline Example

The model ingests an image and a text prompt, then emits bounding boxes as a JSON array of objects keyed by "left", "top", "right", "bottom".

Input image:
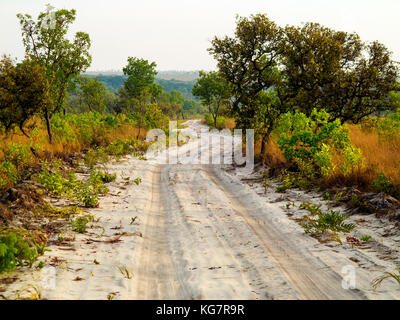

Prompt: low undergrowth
[{"left": 0, "top": 229, "right": 48, "bottom": 274}]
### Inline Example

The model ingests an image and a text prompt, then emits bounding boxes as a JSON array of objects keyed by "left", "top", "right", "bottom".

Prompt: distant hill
[
  {"left": 84, "top": 70, "right": 199, "bottom": 81},
  {"left": 156, "top": 71, "right": 199, "bottom": 82},
  {"left": 83, "top": 73, "right": 197, "bottom": 100}
]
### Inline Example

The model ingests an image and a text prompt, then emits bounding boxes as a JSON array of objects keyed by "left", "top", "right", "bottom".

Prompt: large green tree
[
  {"left": 68, "top": 76, "right": 112, "bottom": 113},
  {"left": 192, "top": 71, "right": 232, "bottom": 128},
  {"left": 281, "top": 23, "right": 399, "bottom": 123},
  {"left": 0, "top": 55, "right": 50, "bottom": 138},
  {"left": 17, "top": 7, "right": 91, "bottom": 142},
  {"left": 122, "top": 57, "right": 157, "bottom": 99},
  {"left": 208, "top": 14, "right": 286, "bottom": 153}
]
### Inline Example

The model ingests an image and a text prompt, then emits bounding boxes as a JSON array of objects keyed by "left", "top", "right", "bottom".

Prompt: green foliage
[
  {"left": 3, "top": 143, "right": 32, "bottom": 169},
  {"left": 50, "top": 113, "right": 77, "bottom": 143},
  {"left": 73, "top": 217, "right": 89, "bottom": 233},
  {"left": 0, "top": 161, "right": 19, "bottom": 185},
  {"left": 0, "top": 230, "right": 43, "bottom": 273},
  {"left": 276, "top": 109, "right": 363, "bottom": 177},
  {"left": 299, "top": 201, "right": 322, "bottom": 216},
  {"left": 99, "top": 171, "right": 116, "bottom": 183},
  {"left": 372, "top": 173, "right": 398, "bottom": 197},
  {"left": 203, "top": 113, "right": 230, "bottom": 129},
  {"left": 84, "top": 149, "right": 100, "bottom": 169},
  {"left": 275, "top": 170, "right": 309, "bottom": 192},
  {"left": 34, "top": 161, "right": 108, "bottom": 208},
  {"left": 122, "top": 57, "right": 157, "bottom": 99},
  {"left": 132, "top": 177, "right": 142, "bottom": 186},
  {"left": 282, "top": 23, "right": 399, "bottom": 123},
  {"left": 192, "top": 71, "right": 232, "bottom": 127},
  {"left": 377, "top": 109, "right": 400, "bottom": 140},
  {"left": 17, "top": 6, "right": 91, "bottom": 142},
  {"left": 299, "top": 209, "right": 355, "bottom": 236},
  {"left": 0, "top": 56, "right": 50, "bottom": 135},
  {"left": 360, "top": 235, "right": 372, "bottom": 242},
  {"left": 69, "top": 76, "right": 110, "bottom": 114},
  {"left": 35, "top": 161, "right": 68, "bottom": 196}
]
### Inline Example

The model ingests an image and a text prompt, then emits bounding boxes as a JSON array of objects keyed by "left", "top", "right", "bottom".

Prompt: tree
[
  {"left": 192, "top": 71, "right": 232, "bottom": 127},
  {"left": 281, "top": 23, "right": 399, "bottom": 123},
  {"left": 0, "top": 56, "right": 50, "bottom": 138},
  {"left": 68, "top": 76, "right": 110, "bottom": 113},
  {"left": 122, "top": 57, "right": 157, "bottom": 99},
  {"left": 208, "top": 14, "right": 286, "bottom": 154},
  {"left": 169, "top": 90, "right": 185, "bottom": 119},
  {"left": 17, "top": 7, "right": 91, "bottom": 142}
]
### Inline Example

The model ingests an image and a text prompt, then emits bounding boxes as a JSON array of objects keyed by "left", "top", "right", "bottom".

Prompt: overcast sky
[{"left": 1, "top": 0, "right": 400, "bottom": 71}]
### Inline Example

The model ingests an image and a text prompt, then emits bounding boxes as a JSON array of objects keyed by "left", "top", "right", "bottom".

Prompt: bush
[
  {"left": 73, "top": 217, "right": 89, "bottom": 233},
  {"left": 299, "top": 209, "right": 356, "bottom": 236},
  {"left": 372, "top": 173, "right": 399, "bottom": 197},
  {"left": 275, "top": 109, "right": 363, "bottom": 178},
  {"left": 0, "top": 161, "right": 19, "bottom": 185},
  {"left": 99, "top": 171, "right": 116, "bottom": 183},
  {"left": 3, "top": 143, "right": 32, "bottom": 169},
  {"left": 34, "top": 161, "right": 108, "bottom": 208},
  {"left": 35, "top": 161, "right": 69, "bottom": 197},
  {"left": 0, "top": 230, "right": 42, "bottom": 273}
]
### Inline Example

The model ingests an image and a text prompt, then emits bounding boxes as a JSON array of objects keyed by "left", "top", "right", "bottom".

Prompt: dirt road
[{"left": 3, "top": 120, "right": 399, "bottom": 300}]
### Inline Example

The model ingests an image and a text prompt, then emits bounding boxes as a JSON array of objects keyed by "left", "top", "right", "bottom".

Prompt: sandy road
[
  {"left": 3, "top": 120, "right": 399, "bottom": 300},
  {"left": 132, "top": 162, "right": 367, "bottom": 299}
]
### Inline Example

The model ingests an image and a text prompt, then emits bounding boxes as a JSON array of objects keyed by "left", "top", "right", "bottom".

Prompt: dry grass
[
  {"left": 223, "top": 118, "right": 235, "bottom": 130},
  {"left": 349, "top": 125, "right": 400, "bottom": 186},
  {"left": 0, "top": 119, "right": 146, "bottom": 161},
  {"left": 253, "top": 124, "right": 400, "bottom": 195}
]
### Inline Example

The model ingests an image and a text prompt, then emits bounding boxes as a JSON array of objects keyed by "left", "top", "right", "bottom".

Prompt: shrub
[
  {"left": 0, "top": 161, "right": 19, "bottom": 185},
  {"left": 3, "top": 143, "right": 32, "bottom": 169},
  {"left": 299, "top": 209, "right": 355, "bottom": 236},
  {"left": 0, "top": 230, "right": 42, "bottom": 273},
  {"left": 99, "top": 171, "right": 116, "bottom": 183},
  {"left": 73, "top": 217, "right": 89, "bottom": 233},
  {"left": 35, "top": 162, "right": 68, "bottom": 196},
  {"left": 84, "top": 149, "right": 99, "bottom": 169},
  {"left": 275, "top": 109, "right": 363, "bottom": 178},
  {"left": 372, "top": 173, "right": 398, "bottom": 197}
]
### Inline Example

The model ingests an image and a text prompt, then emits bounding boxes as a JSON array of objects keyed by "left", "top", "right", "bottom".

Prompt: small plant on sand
[
  {"left": 73, "top": 217, "right": 89, "bottom": 233},
  {"left": 117, "top": 265, "right": 132, "bottom": 279},
  {"left": 372, "top": 267, "right": 400, "bottom": 290},
  {"left": 133, "top": 177, "right": 142, "bottom": 186},
  {"left": 299, "top": 209, "right": 355, "bottom": 236},
  {"left": 261, "top": 171, "right": 270, "bottom": 194},
  {"left": 360, "top": 235, "right": 372, "bottom": 242},
  {"left": 299, "top": 201, "right": 322, "bottom": 216},
  {"left": 99, "top": 171, "right": 116, "bottom": 183}
]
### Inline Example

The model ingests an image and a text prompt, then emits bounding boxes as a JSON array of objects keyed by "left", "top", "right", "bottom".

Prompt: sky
[{"left": 1, "top": 0, "right": 400, "bottom": 71}]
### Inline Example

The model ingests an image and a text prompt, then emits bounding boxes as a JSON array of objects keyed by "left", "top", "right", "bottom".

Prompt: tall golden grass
[
  {"left": 256, "top": 124, "right": 400, "bottom": 193},
  {"left": 0, "top": 116, "right": 147, "bottom": 167}
]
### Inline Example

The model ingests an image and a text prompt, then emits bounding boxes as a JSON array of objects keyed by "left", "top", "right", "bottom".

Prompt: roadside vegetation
[{"left": 0, "top": 6, "right": 199, "bottom": 276}]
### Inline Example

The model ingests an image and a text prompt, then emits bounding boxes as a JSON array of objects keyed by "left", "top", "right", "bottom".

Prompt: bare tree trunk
[
  {"left": 137, "top": 123, "right": 141, "bottom": 140},
  {"left": 44, "top": 107, "right": 53, "bottom": 144},
  {"left": 19, "top": 123, "right": 30, "bottom": 138}
]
